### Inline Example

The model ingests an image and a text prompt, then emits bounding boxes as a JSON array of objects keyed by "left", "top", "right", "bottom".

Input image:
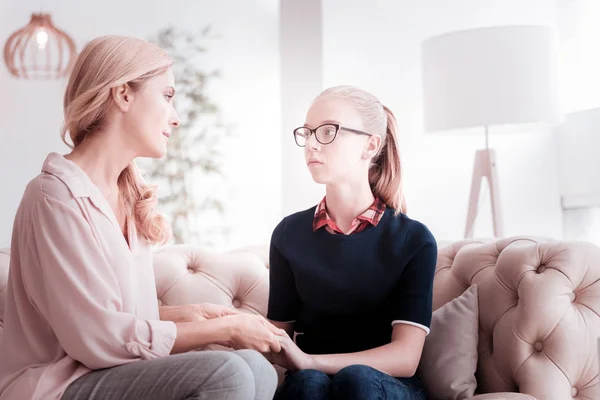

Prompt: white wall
[
  {"left": 555, "top": 108, "right": 600, "bottom": 202},
  {"left": 554, "top": 0, "right": 600, "bottom": 246},
  {"left": 280, "top": 0, "right": 324, "bottom": 217},
  {"left": 557, "top": 0, "right": 600, "bottom": 113},
  {"left": 563, "top": 206, "right": 600, "bottom": 246},
  {"left": 0, "top": 0, "right": 281, "bottom": 249},
  {"left": 281, "top": 0, "right": 564, "bottom": 241}
]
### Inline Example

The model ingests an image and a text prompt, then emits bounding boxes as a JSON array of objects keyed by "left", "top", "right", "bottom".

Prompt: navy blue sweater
[{"left": 267, "top": 206, "right": 437, "bottom": 355}]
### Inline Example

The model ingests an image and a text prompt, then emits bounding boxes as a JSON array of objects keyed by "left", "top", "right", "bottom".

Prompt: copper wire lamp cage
[{"left": 3, "top": 12, "right": 77, "bottom": 79}]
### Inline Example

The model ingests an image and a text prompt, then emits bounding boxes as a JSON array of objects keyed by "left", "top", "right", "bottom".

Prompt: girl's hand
[{"left": 265, "top": 333, "right": 314, "bottom": 372}]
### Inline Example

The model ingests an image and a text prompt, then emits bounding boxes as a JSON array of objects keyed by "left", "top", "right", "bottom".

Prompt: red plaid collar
[{"left": 313, "top": 196, "right": 386, "bottom": 234}]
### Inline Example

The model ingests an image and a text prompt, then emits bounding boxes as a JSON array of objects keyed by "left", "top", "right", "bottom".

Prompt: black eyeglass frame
[{"left": 293, "top": 123, "right": 372, "bottom": 147}]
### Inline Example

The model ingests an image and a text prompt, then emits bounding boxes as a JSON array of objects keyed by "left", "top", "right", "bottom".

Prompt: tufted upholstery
[
  {"left": 0, "top": 237, "right": 598, "bottom": 399},
  {"left": 435, "top": 237, "right": 600, "bottom": 399},
  {"left": 153, "top": 244, "right": 270, "bottom": 316}
]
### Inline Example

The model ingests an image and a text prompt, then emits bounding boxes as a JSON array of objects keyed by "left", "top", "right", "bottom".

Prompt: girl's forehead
[{"left": 306, "top": 99, "right": 363, "bottom": 128}]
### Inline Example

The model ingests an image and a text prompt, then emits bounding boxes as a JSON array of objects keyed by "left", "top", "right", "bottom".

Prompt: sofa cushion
[{"left": 417, "top": 284, "right": 479, "bottom": 400}]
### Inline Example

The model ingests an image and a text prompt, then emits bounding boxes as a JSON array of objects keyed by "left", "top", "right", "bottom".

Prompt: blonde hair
[
  {"left": 61, "top": 35, "right": 172, "bottom": 244},
  {"left": 315, "top": 85, "right": 407, "bottom": 214}
]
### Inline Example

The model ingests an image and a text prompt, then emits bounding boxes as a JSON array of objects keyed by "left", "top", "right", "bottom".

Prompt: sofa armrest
[{"left": 471, "top": 394, "right": 536, "bottom": 400}]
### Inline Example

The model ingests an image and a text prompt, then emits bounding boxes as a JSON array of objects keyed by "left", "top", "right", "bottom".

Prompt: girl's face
[{"left": 302, "top": 98, "right": 380, "bottom": 185}]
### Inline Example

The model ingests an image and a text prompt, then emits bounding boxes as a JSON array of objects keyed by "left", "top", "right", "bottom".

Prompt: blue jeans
[{"left": 274, "top": 365, "right": 427, "bottom": 400}]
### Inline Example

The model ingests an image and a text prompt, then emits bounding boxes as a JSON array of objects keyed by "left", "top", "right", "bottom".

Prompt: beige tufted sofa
[{"left": 1, "top": 237, "right": 599, "bottom": 399}]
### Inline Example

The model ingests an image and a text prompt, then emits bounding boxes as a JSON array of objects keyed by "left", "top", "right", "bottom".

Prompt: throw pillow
[{"left": 416, "top": 284, "right": 479, "bottom": 400}]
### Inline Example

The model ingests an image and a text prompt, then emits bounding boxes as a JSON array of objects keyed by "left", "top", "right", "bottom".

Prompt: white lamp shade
[{"left": 421, "top": 25, "right": 562, "bottom": 133}]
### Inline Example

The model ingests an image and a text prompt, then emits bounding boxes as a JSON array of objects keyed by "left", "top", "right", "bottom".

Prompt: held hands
[
  {"left": 264, "top": 332, "right": 314, "bottom": 372},
  {"left": 225, "top": 314, "right": 286, "bottom": 353},
  {"left": 160, "top": 304, "right": 285, "bottom": 353}
]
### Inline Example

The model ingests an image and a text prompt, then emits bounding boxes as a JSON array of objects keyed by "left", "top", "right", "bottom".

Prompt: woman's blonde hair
[
  {"left": 61, "top": 35, "right": 172, "bottom": 244},
  {"left": 315, "top": 85, "right": 407, "bottom": 214}
]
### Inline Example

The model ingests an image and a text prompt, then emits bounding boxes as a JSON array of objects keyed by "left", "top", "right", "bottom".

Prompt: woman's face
[{"left": 122, "top": 67, "right": 180, "bottom": 158}]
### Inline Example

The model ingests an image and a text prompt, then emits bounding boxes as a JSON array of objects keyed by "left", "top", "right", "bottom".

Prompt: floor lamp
[{"left": 421, "top": 25, "right": 562, "bottom": 238}]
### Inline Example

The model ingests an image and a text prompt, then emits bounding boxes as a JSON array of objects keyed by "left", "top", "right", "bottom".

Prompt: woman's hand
[
  {"left": 265, "top": 333, "right": 314, "bottom": 372},
  {"left": 159, "top": 303, "right": 240, "bottom": 323},
  {"left": 223, "top": 314, "right": 286, "bottom": 353}
]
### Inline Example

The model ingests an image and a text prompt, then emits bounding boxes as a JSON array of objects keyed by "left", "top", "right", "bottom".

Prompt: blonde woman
[
  {"left": 266, "top": 86, "right": 436, "bottom": 399},
  {"left": 0, "top": 35, "right": 282, "bottom": 400}
]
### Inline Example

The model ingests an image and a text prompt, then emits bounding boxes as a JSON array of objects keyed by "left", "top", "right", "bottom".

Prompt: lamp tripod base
[{"left": 464, "top": 148, "right": 503, "bottom": 238}]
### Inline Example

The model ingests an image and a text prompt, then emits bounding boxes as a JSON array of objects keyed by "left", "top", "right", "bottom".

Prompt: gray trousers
[{"left": 61, "top": 350, "right": 278, "bottom": 400}]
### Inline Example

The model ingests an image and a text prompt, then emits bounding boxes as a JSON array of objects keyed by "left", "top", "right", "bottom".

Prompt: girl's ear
[{"left": 362, "top": 135, "right": 382, "bottom": 159}]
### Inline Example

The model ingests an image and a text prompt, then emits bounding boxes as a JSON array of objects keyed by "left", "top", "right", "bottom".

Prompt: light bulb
[{"left": 36, "top": 29, "right": 48, "bottom": 50}]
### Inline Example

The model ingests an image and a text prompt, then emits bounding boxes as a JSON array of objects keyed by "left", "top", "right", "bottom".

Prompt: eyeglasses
[{"left": 293, "top": 123, "right": 372, "bottom": 147}]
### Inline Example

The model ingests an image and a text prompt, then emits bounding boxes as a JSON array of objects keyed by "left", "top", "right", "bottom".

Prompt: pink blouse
[{"left": 0, "top": 153, "right": 177, "bottom": 400}]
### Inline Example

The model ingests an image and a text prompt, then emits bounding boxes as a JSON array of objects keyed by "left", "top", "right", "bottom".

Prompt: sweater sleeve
[
  {"left": 390, "top": 224, "right": 438, "bottom": 334},
  {"left": 267, "top": 218, "right": 301, "bottom": 322}
]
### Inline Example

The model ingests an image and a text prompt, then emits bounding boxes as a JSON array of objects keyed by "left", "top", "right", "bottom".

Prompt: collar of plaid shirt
[{"left": 312, "top": 196, "right": 387, "bottom": 235}]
